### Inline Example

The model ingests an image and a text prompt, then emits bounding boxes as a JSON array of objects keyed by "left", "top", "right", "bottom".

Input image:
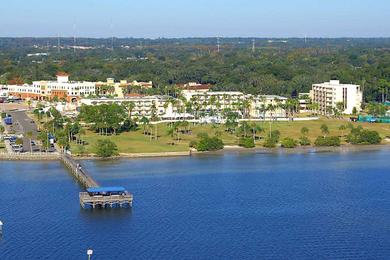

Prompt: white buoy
[{"left": 0, "top": 220, "right": 3, "bottom": 235}]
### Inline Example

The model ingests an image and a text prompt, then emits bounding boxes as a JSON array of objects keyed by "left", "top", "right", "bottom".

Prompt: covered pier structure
[{"left": 79, "top": 186, "right": 133, "bottom": 209}]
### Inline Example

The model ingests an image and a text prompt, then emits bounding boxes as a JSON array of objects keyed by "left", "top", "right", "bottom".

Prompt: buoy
[{"left": 0, "top": 220, "right": 3, "bottom": 235}]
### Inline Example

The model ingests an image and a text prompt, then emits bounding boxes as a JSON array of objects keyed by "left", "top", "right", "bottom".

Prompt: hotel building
[{"left": 311, "top": 80, "right": 363, "bottom": 115}]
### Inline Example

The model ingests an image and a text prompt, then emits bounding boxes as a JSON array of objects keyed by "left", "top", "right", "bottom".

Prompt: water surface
[{"left": 1, "top": 149, "right": 390, "bottom": 259}]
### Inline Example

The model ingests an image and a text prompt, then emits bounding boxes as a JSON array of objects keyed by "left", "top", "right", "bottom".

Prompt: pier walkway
[
  {"left": 59, "top": 154, "right": 133, "bottom": 208},
  {"left": 59, "top": 154, "right": 99, "bottom": 188}
]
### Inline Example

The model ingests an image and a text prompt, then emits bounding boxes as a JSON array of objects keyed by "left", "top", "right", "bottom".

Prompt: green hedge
[
  {"left": 281, "top": 137, "right": 298, "bottom": 148},
  {"left": 314, "top": 136, "right": 341, "bottom": 147},
  {"left": 196, "top": 135, "right": 224, "bottom": 151},
  {"left": 239, "top": 137, "right": 255, "bottom": 148}
]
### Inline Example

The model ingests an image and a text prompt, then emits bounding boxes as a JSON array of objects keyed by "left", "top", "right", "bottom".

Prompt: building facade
[
  {"left": 80, "top": 95, "right": 179, "bottom": 119},
  {"left": 8, "top": 73, "right": 96, "bottom": 102},
  {"left": 311, "top": 80, "right": 362, "bottom": 115}
]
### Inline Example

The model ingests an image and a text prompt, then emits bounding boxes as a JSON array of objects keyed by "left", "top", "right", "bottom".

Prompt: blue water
[{"left": 1, "top": 149, "right": 390, "bottom": 259}]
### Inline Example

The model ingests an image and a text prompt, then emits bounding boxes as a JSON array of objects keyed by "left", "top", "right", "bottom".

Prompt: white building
[
  {"left": 0, "top": 85, "right": 9, "bottom": 98},
  {"left": 33, "top": 73, "right": 96, "bottom": 102},
  {"left": 250, "top": 95, "right": 287, "bottom": 118},
  {"left": 8, "top": 73, "right": 96, "bottom": 102},
  {"left": 80, "top": 95, "right": 181, "bottom": 119},
  {"left": 311, "top": 80, "right": 362, "bottom": 115}
]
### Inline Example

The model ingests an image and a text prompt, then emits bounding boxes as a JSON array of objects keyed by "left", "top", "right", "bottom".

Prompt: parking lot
[{"left": 2, "top": 110, "right": 42, "bottom": 153}]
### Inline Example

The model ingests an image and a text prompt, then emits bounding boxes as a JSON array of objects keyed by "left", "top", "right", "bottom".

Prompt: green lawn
[
  {"left": 70, "top": 118, "right": 390, "bottom": 155},
  {"left": 71, "top": 123, "right": 239, "bottom": 154}
]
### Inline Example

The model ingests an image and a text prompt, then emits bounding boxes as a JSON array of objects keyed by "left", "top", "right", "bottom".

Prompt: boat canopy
[{"left": 87, "top": 186, "right": 126, "bottom": 193}]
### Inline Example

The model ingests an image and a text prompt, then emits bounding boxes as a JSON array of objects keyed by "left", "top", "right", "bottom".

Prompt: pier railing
[
  {"left": 79, "top": 192, "right": 133, "bottom": 208},
  {"left": 60, "top": 154, "right": 99, "bottom": 188}
]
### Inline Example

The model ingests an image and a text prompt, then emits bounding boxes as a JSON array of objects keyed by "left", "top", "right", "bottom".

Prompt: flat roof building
[{"left": 311, "top": 80, "right": 362, "bottom": 115}]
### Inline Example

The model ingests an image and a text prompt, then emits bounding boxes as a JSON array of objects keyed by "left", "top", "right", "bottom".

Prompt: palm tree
[
  {"left": 26, "top": 131, "right": 33, "bottom": 153},
  {"left": 267, "top": 104, "right": 276, "bottom": 138},
  {"left": 320, "top": 124, "right": 329, "bottom": 137},
  {"left": 140, "top": 116, "right": 149, "bottom": 135},
  {"left": 251, "top": 123, "right": 263, "bottom": 141},
  {"left": 339, "top": 125, "right": 346, "bottom": 137},
  {"left": 122, "top": 101, "right": 136, "bottom": 119}
]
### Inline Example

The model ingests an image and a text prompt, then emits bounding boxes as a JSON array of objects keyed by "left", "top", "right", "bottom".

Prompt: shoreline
[{"left": 1, "top": 144, "right": 390, "bottom": 161}]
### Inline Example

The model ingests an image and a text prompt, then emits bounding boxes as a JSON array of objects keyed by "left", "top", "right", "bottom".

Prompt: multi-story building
[
  {"left": 250, "top": 95, "right": 287, "bottom": 118},
  {"left": 184, "top": 91, "right": 246, "bottom": 114},
  {"left": 311, "top": 80, "right": 363, "bottom": 115},
  {"left": 298, "top": 93, "right": 311, "bottom": 113},
  {"left": 8, "top": 73, "right": 96, "bottom": 102},
  {"left": 80, "top": 95, "right": 180, "bottom": 119}
]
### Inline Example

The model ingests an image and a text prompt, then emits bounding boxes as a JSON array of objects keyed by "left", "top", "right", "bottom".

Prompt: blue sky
[{"left": 1, "top": 0, "right": 390, "bottom": 38}]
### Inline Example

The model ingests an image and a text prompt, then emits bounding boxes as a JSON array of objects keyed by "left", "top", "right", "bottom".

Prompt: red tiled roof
[{"left": 56, "top": 72, "right": 69, "bottom": 76}]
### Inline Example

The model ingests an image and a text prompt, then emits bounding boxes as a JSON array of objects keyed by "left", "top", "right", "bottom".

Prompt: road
[{"left": 6, "top": 110, "right": 39, "bottom": 152}]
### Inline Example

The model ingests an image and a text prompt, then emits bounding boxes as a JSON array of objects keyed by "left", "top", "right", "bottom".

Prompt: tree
[
  {"left": 339, "top": 125, "right": 346, "bottom": 137},
  {"left": 195, "top": 133, "right": 224, "bottom": 151},
  {"left": 314, "top": 136, "right": 341, "bottom": 147},
  {"left": 352, "top": 107, "right": 358, "bottom": 115},
  {"left": 320, "top": 124, "right": 329, "bottom": 137},
  {"left": 95, "top": 139, "right": 119, "bottom": 158},
  {"left": 250, "top": 123, "right": 263, "bottom": 141},
  {"left": 239, "top": 137, "right": 255, "bottom": 148},
  {"left": 263, "top": 130, "right": 280, "bottom": 148},
  {"left": 301, "top": 127, "right": 309, "bottom": 136},
  {"left": 122, "top": 101, "right": 136, "bottom": 119},
  {"left": 336, "top": 102, "right": 345, "bottom": 117},
  {"left": 366, "top": 103, "right": 386, "bottom": 117},
  {"left": 26, "top": 131, "right": 33, "bottom": 153},
  {"left": 281, "top": 137, "right": 298, "bottom": 148}
]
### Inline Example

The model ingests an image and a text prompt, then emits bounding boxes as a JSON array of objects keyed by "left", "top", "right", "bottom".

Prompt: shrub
[
  {"left": 239, "top": 137, "right": 255, "bottom": 148},
  {"left": 346, "top": 128, "right": 381, "bottom": 144},
  {"left": 196, "top": 134, "right": 224, "bottom": 151},
  {"left": 189, "top": 140, "right": 198, "bottom": 148},
  {"left": 314, "top": 136, "right": 341, "bottom": 147},
  {"left": 263, "top": 130, "right": 280, "bottom": 148},
  {"left": 281, "top": 137, "right": 298, "bottom": 148},
  {"left": 95, "top": 139, "right": 119, "bottom": 158},
  {"left": 299, "top": 136, "right": 311, "bottom": 146},
  {"left": 15, "top": 138, "right": 24, "bottom": 145}
]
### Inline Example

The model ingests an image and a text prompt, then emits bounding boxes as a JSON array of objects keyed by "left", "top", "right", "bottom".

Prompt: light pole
[{"left": 87, "top": 249, "right": 93, "bottom": 260}]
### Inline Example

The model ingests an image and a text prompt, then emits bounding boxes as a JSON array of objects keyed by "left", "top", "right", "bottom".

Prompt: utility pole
[
  {"left": 73, "top": 22, "right": 76, "bottom": 55},
  {"left": 57, "top": 34, "right": 61, "bottom": 54}
]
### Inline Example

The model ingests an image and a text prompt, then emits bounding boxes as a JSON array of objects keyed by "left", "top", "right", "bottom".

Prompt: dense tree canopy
[{"left": 2, "top": 37, "right": 390, "bottom": 102}]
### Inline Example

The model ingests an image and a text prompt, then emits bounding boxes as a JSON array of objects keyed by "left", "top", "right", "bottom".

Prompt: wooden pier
[
  {"left": 60, "top": 154, "right": 99, "bottom": 188},
  {"left": 60, "top": 154, "right": 133, "bottom": 209}
]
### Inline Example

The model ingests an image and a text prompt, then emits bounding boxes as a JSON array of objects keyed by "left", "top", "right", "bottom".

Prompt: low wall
[{"left": 0, "top": 152, "right": 60, "bottom": 161}]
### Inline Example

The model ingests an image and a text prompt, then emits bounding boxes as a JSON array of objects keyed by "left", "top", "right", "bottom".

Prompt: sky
[{"left": 1, "top": 0, "right": 390, "bottom": 38}]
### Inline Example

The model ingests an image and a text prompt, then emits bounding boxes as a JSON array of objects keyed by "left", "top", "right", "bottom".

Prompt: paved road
[{"left": 7, "top": 110, "right": 39, "bottom": 152}]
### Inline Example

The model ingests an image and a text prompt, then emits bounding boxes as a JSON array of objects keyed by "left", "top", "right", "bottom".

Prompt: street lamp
[{"left": 87, "top": 249, "right": 93, "bottom": 260}]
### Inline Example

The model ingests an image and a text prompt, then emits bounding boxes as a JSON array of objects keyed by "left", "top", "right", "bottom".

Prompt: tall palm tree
[
  {"left": 267, "top": 104, "right": 276, "bottom": 138},
  {"left": 122, "top": 101, "right": 136, "bottom": 119},
  {"left": 140, "top": 116, "right": 150, "bottom": 135},
  {"left": 26, "top": 131, "right": 33, "bottom": 153}
]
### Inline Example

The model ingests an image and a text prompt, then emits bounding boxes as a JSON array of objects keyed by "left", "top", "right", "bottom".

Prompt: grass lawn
[
  {"left": 268, "top": 118, "right": 390, "bottom": 144},
  {"left": 71, "top": 123, "right": 239, "bottom": 154},
  {"left": 69, "top": 118, "right": 390, "bottom": 154}
]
